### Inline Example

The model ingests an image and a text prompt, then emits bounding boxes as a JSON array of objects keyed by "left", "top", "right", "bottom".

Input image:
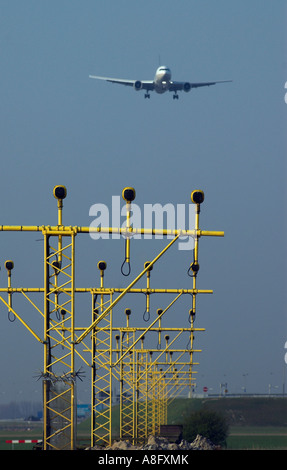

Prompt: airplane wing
[
  {"left": 89, "top": 75, "right": 155, "bottom": 90},
  {"left": 169, "top": 80, "right": 232, "bottom": 91}
]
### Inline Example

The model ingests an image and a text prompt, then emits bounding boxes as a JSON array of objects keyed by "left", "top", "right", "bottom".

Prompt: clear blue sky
[{"left": 0, "top": 0, "right": 286, "bottom": 404}]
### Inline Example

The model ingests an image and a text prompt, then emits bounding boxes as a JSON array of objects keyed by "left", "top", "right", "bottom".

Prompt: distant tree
[{"left": 183, "top": 409, "right": 229, "bottom": 447}]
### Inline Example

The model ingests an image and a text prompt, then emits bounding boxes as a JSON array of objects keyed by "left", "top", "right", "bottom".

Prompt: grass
[
  {"left": 167, "top": 397, "right": 287, "bottom": 427},
  {"left": 0, "top": 420, "right": 42, "bottom": 450},
  {"left": 226, "top": 425, "right": 287, "bottom": 449},
  {"left": 0, "top": 398, "right": 286, "bottom": 450},
  {"left": 1, "top": 423, "right": 286, "bottom": 450},
  {"left": 166, "top": 398, "right": 287, "bottom": 450}
]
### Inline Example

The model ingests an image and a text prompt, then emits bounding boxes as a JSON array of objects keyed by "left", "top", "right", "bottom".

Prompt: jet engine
[
  {"left": 183, "top": 82, "right": 191, "bottom": 92},
  {"left": 134, "top": 80, "right": 143, "bottom": 91}
]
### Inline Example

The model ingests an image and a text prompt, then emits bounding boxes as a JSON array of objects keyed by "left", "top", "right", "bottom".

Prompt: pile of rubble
[{"left": 88, "top": 434, "right": 219, "bottom": 451}]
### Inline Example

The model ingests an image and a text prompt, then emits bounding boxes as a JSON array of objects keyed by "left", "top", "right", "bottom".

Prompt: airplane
[{"left": 89, "top": 65, "right": 232, "bottom": 99}]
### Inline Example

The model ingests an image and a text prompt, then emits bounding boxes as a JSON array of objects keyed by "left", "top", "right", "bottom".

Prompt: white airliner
[{"left": 89, "top": 65, "right": 232, "bottom": 99}]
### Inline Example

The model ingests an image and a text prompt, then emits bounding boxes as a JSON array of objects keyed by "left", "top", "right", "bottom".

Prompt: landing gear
[
  {"left": 173, "top": 92, "right": 179, "bottom": 100},
  {"left": 144, "top": 93, "right": 150, "bottom": 99}
]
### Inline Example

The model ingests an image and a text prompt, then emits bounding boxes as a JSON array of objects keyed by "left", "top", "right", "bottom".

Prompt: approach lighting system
[{"left": 0, "top": 184, "right": 224, "bottom": 450}]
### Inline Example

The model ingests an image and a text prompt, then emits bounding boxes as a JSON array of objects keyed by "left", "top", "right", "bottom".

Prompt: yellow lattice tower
[
  {"left": 42, "top": 219, "right": 76, "bottom": 450},
  {"left": 90, "top": 261, "right": 114, "bottom": 447},
  {"left": 119, "top": 308, "right": 136, "bottom": 441},
  {"left": 0, "top": 186, "right": 78, "bottom": 449},
  {"left": 135, "top": 346, "right": 149, "bottom": 443}
]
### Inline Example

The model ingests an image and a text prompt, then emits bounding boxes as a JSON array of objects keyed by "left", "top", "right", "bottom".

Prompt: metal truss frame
[{"left": 0, "top": 186, "right": 223, "bottom": 449}]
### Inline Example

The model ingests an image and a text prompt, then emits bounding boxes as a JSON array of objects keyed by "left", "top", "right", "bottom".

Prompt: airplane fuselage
[{"left": 154, "top": 66, "right": 172, "bottom": 94}]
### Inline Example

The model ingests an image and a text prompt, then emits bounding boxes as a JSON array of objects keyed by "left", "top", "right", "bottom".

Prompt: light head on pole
[
  {"left": 97, "top": 261, "right": 107, "bottom": 271},
  {"left": 53, "top": 185, "right": 67, "bottom": 200},
  {"left": 52, "top": 260, "right": 61, "bottom": 274},
  {"left": 190, "top": 262, "right": 200, "bottom": 273},
  {"left": 5, "top": 260, "right": 14, "bottom": 271},
  {"left": 144, "top": 261, "right": 153, "bottom": 271},
  {"left": 189, "top": 309, "right": 195, "bottom": 318},
  {"left": 122, "top": 187, "right": 136, "bottom": 202},
  {"left": 191, "top": 190, "right": 204, "bottom": 205}
]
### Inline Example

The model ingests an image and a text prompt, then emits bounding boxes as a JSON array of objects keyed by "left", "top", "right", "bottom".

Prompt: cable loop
[
  {"left": 8, "top": 310, "right": 16, "bottom": 322},
  {"left": 121, "top": 259, "right": 131, "bottom": 276},
  {"left": 187, "top": 266, "right": 194, "bottom": 277},
  {"left": 143, "top": 308, "right": 150, "bottom": 322}
]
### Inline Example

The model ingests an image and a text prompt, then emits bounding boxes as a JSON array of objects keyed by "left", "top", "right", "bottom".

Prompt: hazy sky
[{"left": 0, "top": 0, "right": 286, "bottom": 404}]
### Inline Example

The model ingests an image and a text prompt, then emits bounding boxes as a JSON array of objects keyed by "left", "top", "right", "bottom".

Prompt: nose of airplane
[
  {"left": 164, "top": 68, "right": 171, "bottom": 81},
  {"left": 157, "top": 66, "right": 171, "bottom": 80}
]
